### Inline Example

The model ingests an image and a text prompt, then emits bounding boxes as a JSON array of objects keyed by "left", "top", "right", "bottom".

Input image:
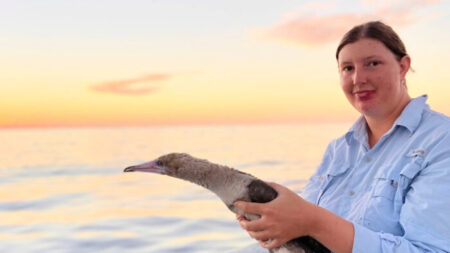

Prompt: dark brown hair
[{"left": 336, "top": 21, "right": 407, "bottom": 61}]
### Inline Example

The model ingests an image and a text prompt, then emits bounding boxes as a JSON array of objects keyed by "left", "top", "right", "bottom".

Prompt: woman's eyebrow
[
  {"left": 339, "top": 55, "right": 382, "bottom": 65},
  {"left": 339, "top": 61, "right": 352, "bottom": 65},
  {"left": 338, "top": 60, "right": 353, "bottom": 67},
  {"left": 364, "top": 55, "right": 381, "bottom": 60}
]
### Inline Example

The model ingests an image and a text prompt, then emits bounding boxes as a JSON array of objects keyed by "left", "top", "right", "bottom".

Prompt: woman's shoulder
[
  {"left": 423, "top": 106, "right": 450, "bottom": 122},
  {"left": 421, "top": 107, "right": 450, "bottom": 135},
  {"left": 415, "top": 108, "right": 450, "bottom": 165}
]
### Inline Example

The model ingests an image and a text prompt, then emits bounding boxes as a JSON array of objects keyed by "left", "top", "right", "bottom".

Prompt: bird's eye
[{"left": 156, "top": 160, "right": 164, "bottom": 167}]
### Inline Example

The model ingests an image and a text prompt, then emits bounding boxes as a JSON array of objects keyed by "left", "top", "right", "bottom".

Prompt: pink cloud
[
  {"left": 257, "top": 0, "right": 441, "bottom": 47},
  {"left": 91, "top": 74, "right": 171, "bottom": 96},
  {"left": 258, "top": 14, "right": 365, "bottom": 46}
]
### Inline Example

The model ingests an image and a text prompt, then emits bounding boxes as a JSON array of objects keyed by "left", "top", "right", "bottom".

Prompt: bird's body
[{"left": 124, "top": 153, "right": 330, "bottom": 253}]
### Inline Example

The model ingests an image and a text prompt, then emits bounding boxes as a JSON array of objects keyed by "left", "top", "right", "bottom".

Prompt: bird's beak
[{"left": 123, "top": 160, "right": 165, "bottom": 174}]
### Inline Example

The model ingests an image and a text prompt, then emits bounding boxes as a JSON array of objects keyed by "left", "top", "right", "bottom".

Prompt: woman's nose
[{"left": 352, "top": 67, "right": 368, "bottom": 85}]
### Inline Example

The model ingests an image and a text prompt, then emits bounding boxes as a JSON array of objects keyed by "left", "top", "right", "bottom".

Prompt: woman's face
[{"left": 337, "top": 38, "right": 410, "bottom": 119}]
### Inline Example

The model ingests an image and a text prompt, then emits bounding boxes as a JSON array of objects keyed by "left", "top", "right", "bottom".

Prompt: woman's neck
[
  {"left": 366, "top": 119, "right": 394, "bottom": 148},
  {"left": 365, "top": 96, "right": 411, "bottom": 148}
]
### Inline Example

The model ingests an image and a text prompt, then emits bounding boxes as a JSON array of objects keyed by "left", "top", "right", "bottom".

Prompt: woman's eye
[
  {"left": 342, "top": 66, "right": 354, "bottom": 72},
  {"left": 368, "top": 61, "right": 379, "bottom": 67}
]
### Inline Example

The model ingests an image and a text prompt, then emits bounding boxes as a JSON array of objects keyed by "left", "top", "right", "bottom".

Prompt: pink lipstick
[{"left": 354, "top": 90, "right": 375, "bottom": 101}]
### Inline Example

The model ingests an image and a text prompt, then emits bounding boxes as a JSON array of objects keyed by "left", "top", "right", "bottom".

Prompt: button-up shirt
[{"left": 302, "top": 95, "right": 450, "bottom": 252}]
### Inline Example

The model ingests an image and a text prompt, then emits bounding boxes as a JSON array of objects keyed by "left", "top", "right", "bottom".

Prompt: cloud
[
  {"left": 256, "top": 0, "right": 442, "bottom": 47},
  {"left": 362, "top": 0, "right": 443, "bottom": 9},
  {"left": 91, "top": 74, "right": 171, "bottom": 95}
]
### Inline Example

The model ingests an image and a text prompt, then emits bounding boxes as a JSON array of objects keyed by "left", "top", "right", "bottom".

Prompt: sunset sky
[{"left": 1, "top": 0, "right": 449, "bottom": 128}]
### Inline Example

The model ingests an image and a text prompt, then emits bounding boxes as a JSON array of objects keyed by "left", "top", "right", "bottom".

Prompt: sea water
[{"left": 0, "top": 124, "right": 350, "bottom": 253}]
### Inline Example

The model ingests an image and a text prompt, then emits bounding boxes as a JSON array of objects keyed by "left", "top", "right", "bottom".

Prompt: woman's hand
[{"left": 234, "top": 182, "right": 319, "bottom": 249}]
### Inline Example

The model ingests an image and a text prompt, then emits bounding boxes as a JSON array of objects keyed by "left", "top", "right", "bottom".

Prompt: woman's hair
[{"left": 336, "top": 21, "right": 407, "bottom": 61}]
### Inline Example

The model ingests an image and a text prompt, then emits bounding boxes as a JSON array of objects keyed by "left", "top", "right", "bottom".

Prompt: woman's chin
[
  {"left": 349, "top": 94, "right": 378, "bottom": 115},
  {"left": 354, "top": 102, "right": 377, "bottom": 116}
]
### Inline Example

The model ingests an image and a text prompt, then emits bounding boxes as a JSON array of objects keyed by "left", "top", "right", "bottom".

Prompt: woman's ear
[{"left": 399, "top": 55, "right": 411, "bottom": 78}]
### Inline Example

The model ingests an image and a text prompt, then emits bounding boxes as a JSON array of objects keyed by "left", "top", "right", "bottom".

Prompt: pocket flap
[
  {"left": 400, "top": 160, "right": 423, "bottom": 179},
  {"left": 372, "top": 179, "right": 397, "bottom": 200},
  {"left": 327, "top": 163, "right": 350, "bottom": 176}
]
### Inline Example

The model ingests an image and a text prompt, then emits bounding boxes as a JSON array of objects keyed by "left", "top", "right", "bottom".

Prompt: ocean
[{"left": 0, "top": 124, "right": 350, "bottom": 252}]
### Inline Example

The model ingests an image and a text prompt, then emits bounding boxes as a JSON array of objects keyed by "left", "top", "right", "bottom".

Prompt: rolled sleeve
[{"left": 352, "top": 222, "right": 381, "bottom": 253}]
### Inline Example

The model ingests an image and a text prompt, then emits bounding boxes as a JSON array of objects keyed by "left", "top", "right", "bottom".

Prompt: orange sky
[{"left": 1, "top": 0, "right": 449, "bottom": 128}]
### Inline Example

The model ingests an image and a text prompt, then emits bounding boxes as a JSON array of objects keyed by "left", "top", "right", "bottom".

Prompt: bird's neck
[{"left": 199, "top": 167, "right": 255, "bottom": 206}]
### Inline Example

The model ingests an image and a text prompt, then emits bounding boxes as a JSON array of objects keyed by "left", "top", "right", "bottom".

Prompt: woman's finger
[
  {"left": 236, "top": 214, "right": 248, "bottom": 221},
  {"left": 239, "top": 217, "right": 266, "bottom": 232},
  {"left": 248, "top": 229, "right": 271, "bottom": 241},
  {"left": 260, "top": 238, "right": 284, "bottom": 249},
  {"left": 233, "top": 200, "right": 265, "bottom": 215}
]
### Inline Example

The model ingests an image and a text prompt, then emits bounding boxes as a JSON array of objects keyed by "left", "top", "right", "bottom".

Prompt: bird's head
[
  {"left": 124, "top": 153, "right": 214, "bottom": 185},
  {"left": 124, "top": 153, "right": 260, "bottom": 209}
]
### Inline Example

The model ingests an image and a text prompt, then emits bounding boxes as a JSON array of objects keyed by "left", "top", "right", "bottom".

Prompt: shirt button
[
  {"left": 365, "top": 157, "right": 372, "bottom": 163},
  {"left": 349, "top": 190, "right": 355, "bottom": 196}
]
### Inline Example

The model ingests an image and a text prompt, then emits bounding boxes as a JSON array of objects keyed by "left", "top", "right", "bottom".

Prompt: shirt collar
[
  {"left": 345, "top": 95, "right": 429, "bottom": 145},
  {"left": 394, "top": 94, "right": 429, "bottom": 133},
  {"left": 345, "top": 116, "right": 367, "bottom": 145}
]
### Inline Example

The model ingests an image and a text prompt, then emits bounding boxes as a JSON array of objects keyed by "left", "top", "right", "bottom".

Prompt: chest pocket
[
  {"left": 372, "top": 156, "right": 424, "bottom": 202},
  {"left": 366, "top": 157, "right": 424, "bottom": 234},
  {"left": 316, "top": 164, "right": 350, "bottom": 205},
  {"left": 372, "top": 169, "right": 398, "bottom": 201}
]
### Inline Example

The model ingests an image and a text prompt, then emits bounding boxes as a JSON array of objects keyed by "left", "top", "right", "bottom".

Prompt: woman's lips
[{"left": 354, "top": 90, "right": 375, "bottom": 101}]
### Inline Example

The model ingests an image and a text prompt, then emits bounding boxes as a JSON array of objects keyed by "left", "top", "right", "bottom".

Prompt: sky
[{"left": 1, "top": 0, "right": 449, "bottom": 128}]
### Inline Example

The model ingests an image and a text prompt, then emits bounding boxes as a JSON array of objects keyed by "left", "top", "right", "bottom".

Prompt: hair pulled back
[{"left": 336, "top": 21, "right": 407, "bottom": 61}]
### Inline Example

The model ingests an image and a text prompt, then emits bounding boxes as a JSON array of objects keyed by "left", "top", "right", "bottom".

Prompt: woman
[{"left": 233, "top": 21, "right": 450, "bottom": 253}]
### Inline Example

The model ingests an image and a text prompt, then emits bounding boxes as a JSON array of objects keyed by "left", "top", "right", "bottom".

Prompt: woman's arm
[
  {"left": 235, "top": 144, "right": 450, "bottom": 253},
  {"left": 234, "top": 182, "right": 354, "bottom": 253}
]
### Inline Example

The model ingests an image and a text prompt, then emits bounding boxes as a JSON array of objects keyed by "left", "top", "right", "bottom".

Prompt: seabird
[{"left": 124, "top": 153, "right": 330, "bottom": 253}]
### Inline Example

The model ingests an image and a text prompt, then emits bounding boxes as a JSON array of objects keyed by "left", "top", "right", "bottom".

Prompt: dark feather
[{"left": 246, "top": 180, "right": 330, "bottom": 253}]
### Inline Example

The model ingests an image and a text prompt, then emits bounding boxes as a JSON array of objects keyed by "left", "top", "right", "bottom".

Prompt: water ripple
[{"left": 0, "top": 193, "right": 86, "bottom": 211}]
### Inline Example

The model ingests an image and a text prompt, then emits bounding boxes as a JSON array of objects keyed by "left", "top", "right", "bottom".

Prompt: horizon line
[{"left": 0, "top": 120, "right": 356, "bottom": 130}]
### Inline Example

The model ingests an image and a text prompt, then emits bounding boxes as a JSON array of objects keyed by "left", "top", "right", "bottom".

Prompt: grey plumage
[{"left": 124, "top": 153, "right": 330, "bottom": 253}]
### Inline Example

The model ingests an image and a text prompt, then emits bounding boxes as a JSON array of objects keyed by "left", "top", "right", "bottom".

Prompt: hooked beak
[{"left": 123, "top": 160, "right": 165, "bottom": 174}]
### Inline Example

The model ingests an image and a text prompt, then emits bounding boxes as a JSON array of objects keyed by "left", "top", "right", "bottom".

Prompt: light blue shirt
[{"left": 302, "top": 95, "right": 450, "bottom": 252}]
